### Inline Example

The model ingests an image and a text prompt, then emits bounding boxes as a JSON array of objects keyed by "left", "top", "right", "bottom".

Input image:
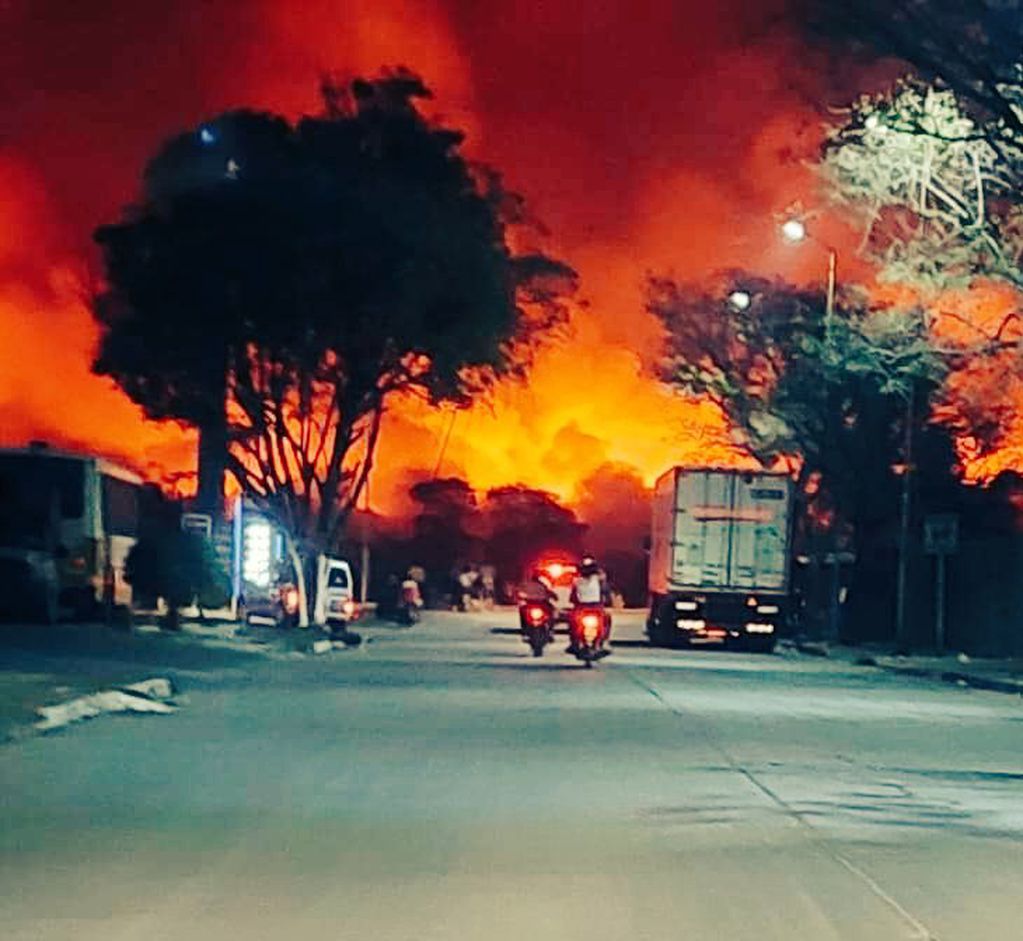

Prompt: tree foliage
[
  {"left": 481, "top": 485, "right": 586, "bottom": 583},
  {"left": 125, "top": 529, "right": 231, "bottom": 626},
  {"left": 648, "top": 273, "right": 946, "bottom": 531},
  {"left": 822, "top": 74, "right": 1023, "bottom": 463},
  {"left": 822, "top": 78, "right": 1023, "bottom": 298},
  {"left": 803, "top": 0, "right": 1023, "bottom": 142},
  {"left": 405, "top": 478, "right": 585, "bottom": 592},
  {"left": 408, "top": 477, "right": 484, "bottom": 576},
  {"left": 95, "top": 71, "right": 576, "bottom": 559}
]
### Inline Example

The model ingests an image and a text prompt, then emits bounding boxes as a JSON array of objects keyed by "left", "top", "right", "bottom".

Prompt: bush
[{"left": 126, "top": 530, "right": 231, "bottom": 622}]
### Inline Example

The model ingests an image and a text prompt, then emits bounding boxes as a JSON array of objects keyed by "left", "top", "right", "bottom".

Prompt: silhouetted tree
[
  {"left": 481, "top": 486, "right": 586, "bottom": 588},
  {"left": 94, "top": 71, "right": 575, "bottom": 622},
  {"left": 408, "top": 477, "right": 483, "bottom": 580}
]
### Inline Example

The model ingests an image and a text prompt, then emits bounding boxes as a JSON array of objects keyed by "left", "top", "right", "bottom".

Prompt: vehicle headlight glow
[
  {"left": 745, "top": 622, "right": 775, "bottom": 634},
  {"left": 756, "top": 605, "right": 779, "bottom": 615},
  {"left": 675, "top": 600, "right": 699, "bottom": 611}
]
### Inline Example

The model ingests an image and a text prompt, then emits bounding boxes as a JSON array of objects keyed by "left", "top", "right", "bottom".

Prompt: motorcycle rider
[
  {"left": 570, "top": 556, "right": 608, "bottom": 605},
  {"left": 519, "top": 567, "right": 558, "bottom": 631},
  {"left": 568, "top": 556, "right": 611, "bottom": 651}
]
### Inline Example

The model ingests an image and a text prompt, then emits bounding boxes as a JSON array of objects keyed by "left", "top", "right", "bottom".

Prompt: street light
[
  {"left": 727, "top": 289, "right": 752, "bottom": 311},
  {"left": 781, "top": 218, "right": 807, "bottom": 244}
]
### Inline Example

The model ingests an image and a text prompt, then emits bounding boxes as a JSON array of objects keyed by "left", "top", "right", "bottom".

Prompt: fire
[
  {"left": 0, "top": 152, "right": 193, "bottom": 486},
  {"left": 4, "top": 0, "right": 1020, "bottom": 514}
]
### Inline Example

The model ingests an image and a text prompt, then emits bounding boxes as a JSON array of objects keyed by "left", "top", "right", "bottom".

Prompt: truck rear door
[
  {"left": 729, "top": 475, "right": 790, "bottom": 592},
  {"left": 672, "top": 470, "right": 733, "bottom": 589}
]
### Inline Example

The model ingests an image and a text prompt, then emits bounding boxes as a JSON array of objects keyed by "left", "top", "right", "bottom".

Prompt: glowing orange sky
[{"left": 3, "top": 0, "right": 1006, "bottom": 513}]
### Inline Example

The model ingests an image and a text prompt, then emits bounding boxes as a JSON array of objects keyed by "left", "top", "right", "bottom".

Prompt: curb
[
  {"left": 937, "top": 670, "right": 1023, "bottom": 696},
  {"left": 878, "top": 662, "right": 1023, "bottom": 696},
  {"left": 783, "top": 640, "right": 1023, "bottom": 696}
]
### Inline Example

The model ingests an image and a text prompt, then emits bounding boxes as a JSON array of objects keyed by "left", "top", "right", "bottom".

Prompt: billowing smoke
[{"left": 0, "top": 1, "right": 921, "bottom": 508}]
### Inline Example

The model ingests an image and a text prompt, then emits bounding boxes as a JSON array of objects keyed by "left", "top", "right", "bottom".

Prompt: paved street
[{"left": 2, "top": 611, "right": 1022, "bottom": 940}]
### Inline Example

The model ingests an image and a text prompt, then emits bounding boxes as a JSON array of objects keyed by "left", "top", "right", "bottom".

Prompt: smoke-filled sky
[{"left": 0, "top": 0, "right": 872, "bottom": 509}]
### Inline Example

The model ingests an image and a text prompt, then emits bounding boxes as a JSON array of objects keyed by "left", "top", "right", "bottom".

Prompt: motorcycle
[
  {"left": 519, "top": 600, "right": 555, "bottom": 657},
  {"left": 568, "top": 605, "right": 611, "bottom": 668}
]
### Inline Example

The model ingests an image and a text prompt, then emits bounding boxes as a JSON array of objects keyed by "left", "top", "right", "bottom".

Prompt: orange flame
[{"left": 4, "top": 0, "right": 1019, "bottom": 516}]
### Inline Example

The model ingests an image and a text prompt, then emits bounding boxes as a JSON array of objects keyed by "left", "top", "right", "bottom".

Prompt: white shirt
[{"left": 573, "top": 574, "right": 602, "bottom": 605}]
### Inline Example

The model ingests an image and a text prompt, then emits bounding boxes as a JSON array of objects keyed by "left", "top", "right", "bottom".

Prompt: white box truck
[{"left": 646, "top": 467, "right": 793, "bottom": 652}]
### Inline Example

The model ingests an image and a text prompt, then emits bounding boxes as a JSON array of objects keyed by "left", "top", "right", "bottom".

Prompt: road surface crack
[{"left": 624, "top": 667, "right": 941, "bottom": 941}]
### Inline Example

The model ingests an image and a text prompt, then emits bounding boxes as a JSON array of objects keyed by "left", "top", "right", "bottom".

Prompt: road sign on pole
[
  {"left": 923, "top": 514, "right": 958, "bottom": 653},
  {"left": 181, "top": 512, "right": 213, "bottom": 539},
  {"left": 924, "top": 514, "right": 958, "bottom": 556}
]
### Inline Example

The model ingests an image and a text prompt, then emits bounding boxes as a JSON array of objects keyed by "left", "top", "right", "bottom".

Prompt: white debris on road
[
  {"left": 35, "top": 680, "right": 177, "bottom": 733},
  {"left": 122, "top": 677, "right": 175, "bottom": 701}
]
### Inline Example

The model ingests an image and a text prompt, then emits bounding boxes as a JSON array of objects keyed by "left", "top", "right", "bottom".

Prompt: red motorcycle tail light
[{"left": 527, "top": 606, "right": 546, "bottom": 624}]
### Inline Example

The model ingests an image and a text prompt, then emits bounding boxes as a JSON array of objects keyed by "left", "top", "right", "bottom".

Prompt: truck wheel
[
  {"left": 646, "top": 604, "right": 663, "bottom": 646},
  {"left": 647, "top": 600, "right": 675, "bottom": 647}
]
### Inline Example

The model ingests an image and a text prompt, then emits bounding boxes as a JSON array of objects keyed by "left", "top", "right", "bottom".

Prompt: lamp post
[
  {"left": 895, "top": 387, "right": 914, "bottom": 652},
  {"left": 782, "top": 218, "right": 843, "bottom": 641},
  {"left": 782, "top": 216, "right": 914, "bottom": 650},
  {"left": 781, "top": 217, "right": 837, "bottom": 343}
]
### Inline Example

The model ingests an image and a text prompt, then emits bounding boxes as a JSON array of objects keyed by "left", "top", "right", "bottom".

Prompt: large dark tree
[{"left": 94, "top": 71, "right": 575, "bottom": 620}]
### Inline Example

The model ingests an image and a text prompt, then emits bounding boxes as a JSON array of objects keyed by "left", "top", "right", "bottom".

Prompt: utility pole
[
  {"left": 360, "top": 477, "right": 371, "bottom": 605},
  {"left": 825, "top": 248, "right": 837, "bottom": 342},
  {"left": 895, "top": 386, "right": 915, "bottom": 651}
]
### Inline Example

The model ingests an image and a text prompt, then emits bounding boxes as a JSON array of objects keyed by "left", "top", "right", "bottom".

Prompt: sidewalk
[
  {"left": 782, "top": 638, "right": 1023, "bottom": 695},
  {"left": 0, "top": 609, "right": 387, "bottom": 741},
  {"left": 0, "top": 617, "right": 285, "bottom": 742}
]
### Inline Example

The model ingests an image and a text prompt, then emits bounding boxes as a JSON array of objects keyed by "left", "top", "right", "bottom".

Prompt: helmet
[{"left": 580, "top": 556, "right": 599, "bottom": 577}]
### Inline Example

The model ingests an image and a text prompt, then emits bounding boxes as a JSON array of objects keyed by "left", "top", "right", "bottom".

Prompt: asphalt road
[{"left": 2, "top": 611, "right": 1022, "bottom": 940}]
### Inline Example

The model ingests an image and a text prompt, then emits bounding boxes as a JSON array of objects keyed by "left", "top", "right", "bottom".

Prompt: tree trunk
[
  {"left": 284, "top": 536, "right": 311, "bottom": 629},
  {"left": 196, "top": 414, "right": 227, "bottom": 519}
]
